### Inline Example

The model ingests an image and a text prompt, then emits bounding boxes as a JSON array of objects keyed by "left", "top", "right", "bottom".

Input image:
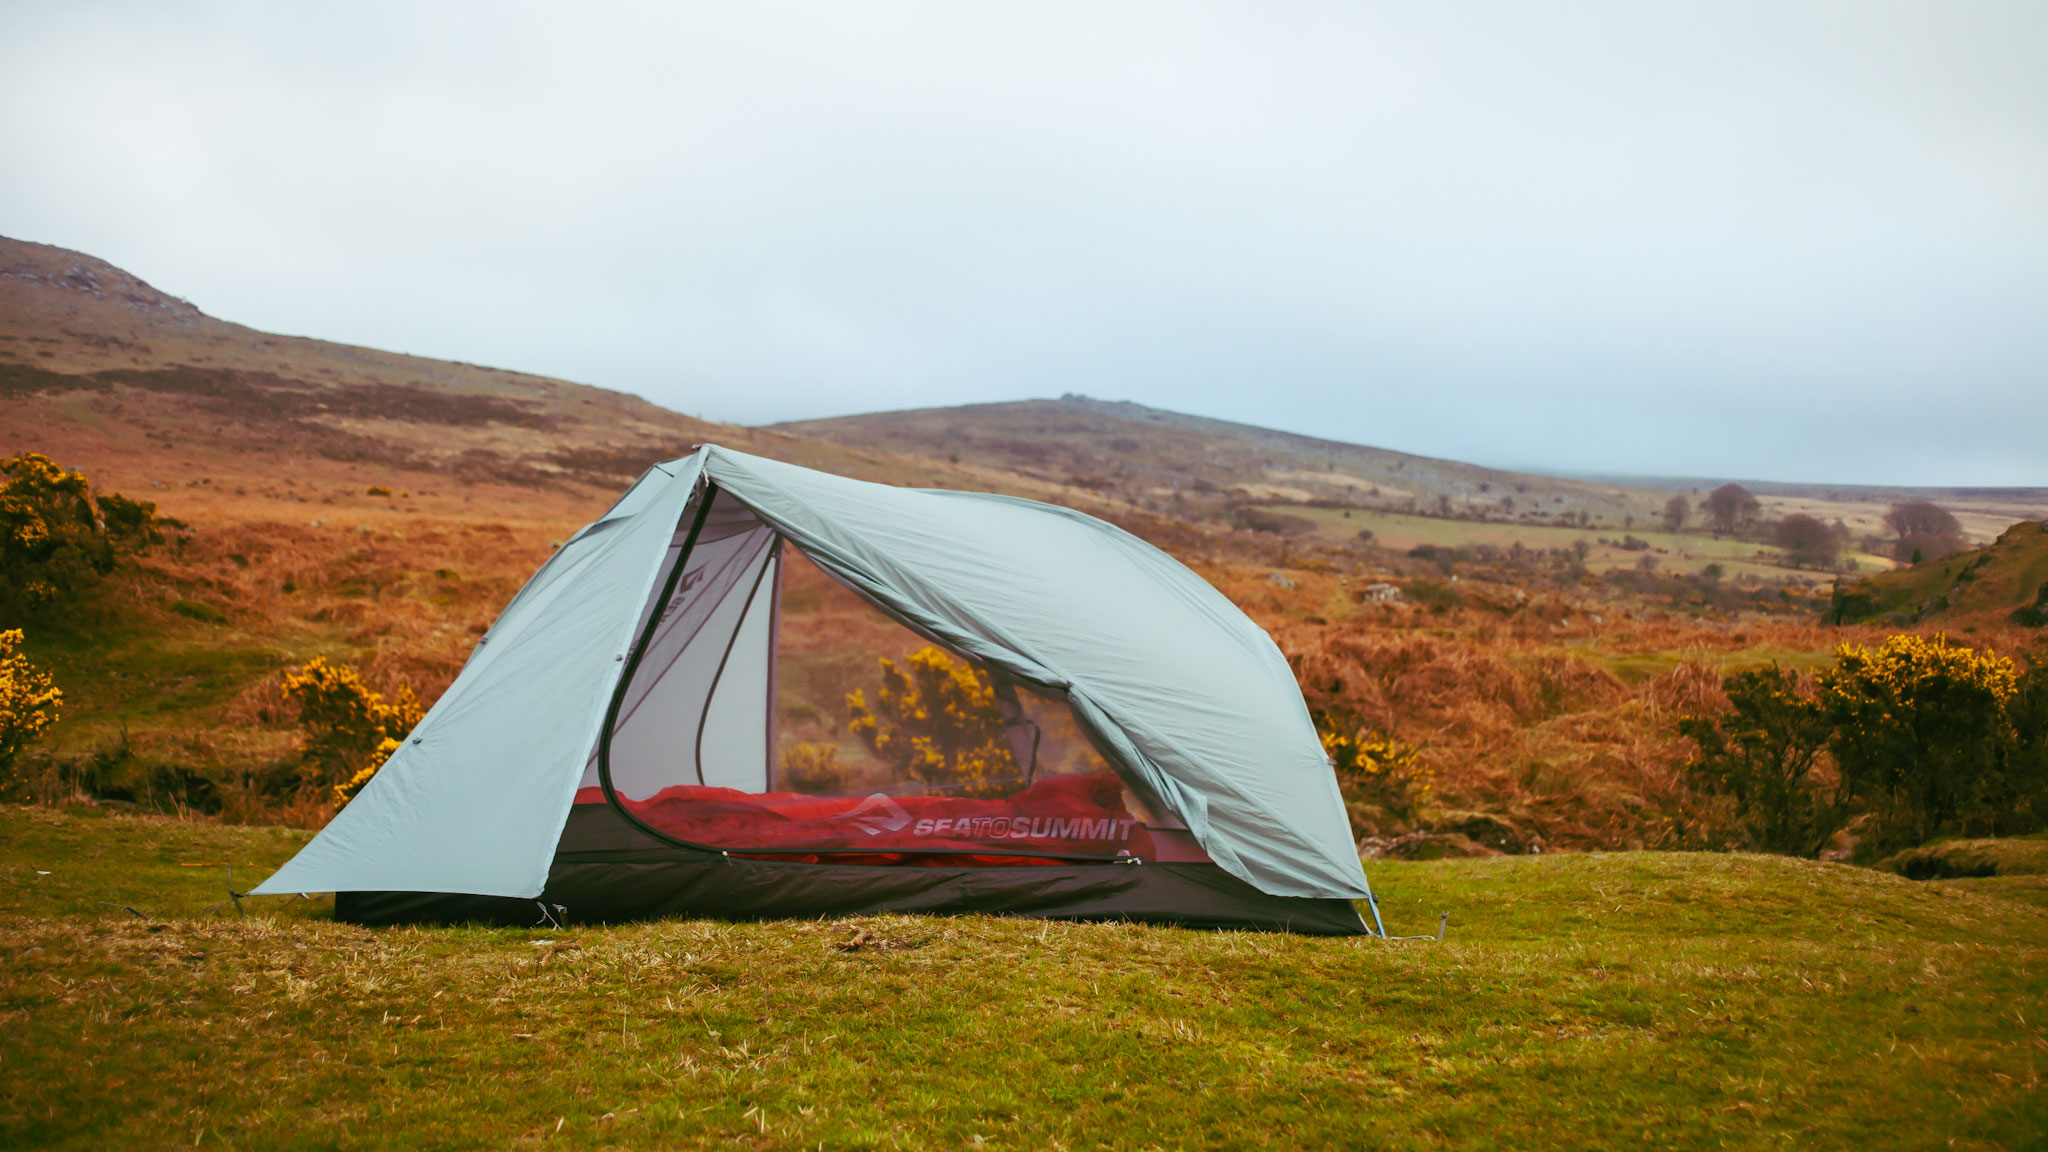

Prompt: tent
[{"left": 251, "top": 445, "right": 1373, "bottom": 934}]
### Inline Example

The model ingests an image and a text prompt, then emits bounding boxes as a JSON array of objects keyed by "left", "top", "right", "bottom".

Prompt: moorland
[{"left": 4, "top": 232, "right": 2048, "bottom": 1148}]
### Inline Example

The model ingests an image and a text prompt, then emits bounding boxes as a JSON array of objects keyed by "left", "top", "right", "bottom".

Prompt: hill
[
  {"left": 1831, "top": 519, "right": 2048, "bottom": 628},
  {"left": 778, "top": 396, "right": 1657, "bottom": 525},
  {"left": 0, "top": 234, "right": 732, "bottom": 490},
  {"left": 777, "top": 397, "right": 2048, "bottom": 552},
  {"left": 3, "top": 806, "right": 2044, "bottom": 1150}
]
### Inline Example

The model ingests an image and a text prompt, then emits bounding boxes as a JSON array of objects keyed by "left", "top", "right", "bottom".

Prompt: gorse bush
[
  {"left": 1317, "top": 718, "right": 1431, "bottom": 837},
  {"left": 1820, "top": 635, "right": 2018, "bottom": 855},
  {"left": 1684, "top": 635, "right": 2043, "bottom": 859},
  {"left": 1677, "top": 666, "right": 1844, "bottom": 857},
  {"left": 846, "top": 646, "right": 1018, "bottom": 799},
  {"left": 0, "top": 453, "right": 175, "bottom": 612},
  {"left": 0, "top": 630, "right": 62, "bottom": 788},
  {"left": 279, "top": 657, "right": 424, "bottom": 808},
  {"left": 779, "top": 741, "right": 847, "bottom": 794}
]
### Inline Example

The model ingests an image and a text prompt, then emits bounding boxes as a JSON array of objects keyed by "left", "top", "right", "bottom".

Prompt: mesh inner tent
[{"left": 579, "top": 486, "right": 1213, "bottom": 867}]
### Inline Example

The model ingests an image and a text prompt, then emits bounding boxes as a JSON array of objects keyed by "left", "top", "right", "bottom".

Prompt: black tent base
[
  {"left": 336, "top": 851, "right": 1366, "bottom": 935},
  {"left": 336, "top": 803, "right": 1367, "bottom": 935}
]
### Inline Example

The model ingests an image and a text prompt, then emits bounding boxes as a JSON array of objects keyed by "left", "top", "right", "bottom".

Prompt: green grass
[
  {"left": 3, "top": 805, "right": 2044, "bottom": 1150},
  {"left": 1833, "top": 520, "right": 2048, "bottom": 625},
  {"left": 15, "top": 599, "right": 297, "bottom": 755}
]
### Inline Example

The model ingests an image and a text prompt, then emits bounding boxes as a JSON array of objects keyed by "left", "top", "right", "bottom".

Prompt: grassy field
[
  {"left": 1270, "top": 504, "right": 1895, "bottom": 581},
  {"left": 3, "top": 806, "right": 2044, "bottom": 1150}
]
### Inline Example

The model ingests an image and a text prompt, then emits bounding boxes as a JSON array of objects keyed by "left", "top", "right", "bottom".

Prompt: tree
[
  {"left": 0, "top": 629, "right": 62, "bottom": 787},
  {"left": 1702, "top": 483, "right": 1760, "bottom": 536},
  {"left": 1679, "top": 666, "right": 1846, "bottom": 857},
  {"left": 1661, "top": 493, "right": 1690, "bottom": 532},
  {"left": 1884, "top": 500, "right": 1964, "bottom": 563},
  {"left": 1819, "top": 635, "right": 2017, "bottom": 855},
  {"left": 280, "top": 658, "right": 425, "bottom": 807},
  {"left": 1772, "top": 514, "right": 1838, "bottom": 569},
  {"left": 847, "top": 646, "right": 1018, "bottom": 799}
]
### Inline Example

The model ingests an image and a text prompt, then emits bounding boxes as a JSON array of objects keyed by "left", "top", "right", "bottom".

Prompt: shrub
[
  {"left": 847, "top": 646, "right": 1018, "bottom": 799},
  {"left": 1318, "top": 720, "right": 1431, "bottom": 837},
  {"left": 1820, "top": 635, "right": 2018, "bottom": 855},
  {"left": 2000, "top": 662, "right": 2048, "bottom": 829},
  {"left": 0, "top": 453, "right": 175, "bottom": 613},
  {"left": 0, "top": 629, "right": 62, "bottom": 787},
  {"left": 781, "top": 742, "right": 848, "bottom": 794},
  {"left": 1678, "top": 666, "right": 1846, "bottom": 857},
  {"left": 1772, "top": 514, "right": 1838, "bottom": 569},
  {"left": 2010, "top": 581, "right": 2048, "bottom": 629},
  {"left": 1232, "top": 505, "right": 1317, "bottom": 536},
  {"left": 279, "top": 657, "right": 425, "bottom": 807}
]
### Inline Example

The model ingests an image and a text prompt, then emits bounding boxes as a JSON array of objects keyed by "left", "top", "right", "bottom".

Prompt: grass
[
  {"left": 3, "top": 806, "right": 2044, "bottom": 1150},
  {"left": 1578, "top": 643, "right": 1840, "bottom": 687},
  {"left": 1276, "top": 504, "right": 1894, "bottom": 580},
  {"left": 1834, "top": 520, "right": 2048, "bottom": 627}
]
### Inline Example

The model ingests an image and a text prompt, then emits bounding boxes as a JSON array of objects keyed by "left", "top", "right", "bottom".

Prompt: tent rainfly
[{"left": 252, "top": 446, "right": 1374, "bottom": 934}]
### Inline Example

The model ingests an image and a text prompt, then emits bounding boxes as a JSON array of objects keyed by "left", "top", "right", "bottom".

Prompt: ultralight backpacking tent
[{"left": 251, "top": 445, "right": 1373, "bottom": 934}]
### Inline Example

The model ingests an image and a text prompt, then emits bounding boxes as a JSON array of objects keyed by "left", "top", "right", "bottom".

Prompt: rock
[
  {"left": 1431, "top": 811, "right": 1542, "bottom": 854},
  {"left": 1358, "top": 832, "right": 1501, "bottom": 861},
  {"left": 1267, "top": 572, "right": 1296, "bottom": 590}
]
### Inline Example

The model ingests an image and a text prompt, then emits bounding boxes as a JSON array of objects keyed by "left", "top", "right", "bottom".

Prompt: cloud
[{"left": 3, "top": 0, "right": 2043, "bottom": 484}]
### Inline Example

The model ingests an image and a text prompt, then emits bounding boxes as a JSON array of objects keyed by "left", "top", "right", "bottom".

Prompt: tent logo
[{"left": 834, "top": 793, "right": 911, "bottom": 837}]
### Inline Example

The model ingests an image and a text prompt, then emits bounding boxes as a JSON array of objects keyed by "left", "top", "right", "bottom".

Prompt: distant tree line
[{"left": 1661, "top": 482, "right": 1967, "bottom": 573}]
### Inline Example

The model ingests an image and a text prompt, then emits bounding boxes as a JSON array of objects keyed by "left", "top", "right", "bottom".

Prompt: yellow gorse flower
[
  {"left": 0, "top": 629, "right": 62, "bottom": 782},
  {"left": 847, "top": 646, "right": 1018, "bottom": 798},
  {"left": 280, "top": 657, "right": 424, "bottom": 807}
]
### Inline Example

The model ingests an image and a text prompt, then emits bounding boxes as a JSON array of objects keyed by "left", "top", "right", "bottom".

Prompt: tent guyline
[{"left": 251, "top": 445, "right": 1377, "bottom": 934}]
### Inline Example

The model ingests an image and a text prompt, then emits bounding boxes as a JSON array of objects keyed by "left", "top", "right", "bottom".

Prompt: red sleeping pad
[{"left": 576, "top": 772, "right": 1206, "bottom": 866}]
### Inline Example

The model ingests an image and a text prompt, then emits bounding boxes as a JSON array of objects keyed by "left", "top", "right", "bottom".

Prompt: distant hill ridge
[
  {"left": 0, "top": 234, "right": 724, "bottom": 488},
  {"left": 775, "top": 395, "right": 1654, "bottom": 525},
  {"left": 7, "top": 232, "right": 2045, "bottom": 541}
]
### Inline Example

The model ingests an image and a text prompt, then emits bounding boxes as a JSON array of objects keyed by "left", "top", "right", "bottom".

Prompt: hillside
[
  {"left": 777, "top": 398, "right": 2048, "bottom": 549},
  {"left": 1832, "top": 519, "right": 2048, "bottom": 628},
  {"left": 4, "top": 806, "right": 2044, "bottom": 1150},
  {"left": 777, "top": 396, "right": 1659, "bottom": 525},
  {"left": 0, "top": 235, "right": 736, "bottom": 489}
]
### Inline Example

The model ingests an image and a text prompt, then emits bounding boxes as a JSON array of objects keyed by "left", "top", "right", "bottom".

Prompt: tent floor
[{"left": 335, "top": 804, "right": 1367, "bottom": 935}]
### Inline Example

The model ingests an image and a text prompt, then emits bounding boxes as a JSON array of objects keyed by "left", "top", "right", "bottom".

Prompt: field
[
  {"left": 1262, "top": 505, "right": 1894, "bottom": 580},
  {"left": 3, "top": 807, "right": 2044, "bottom": 1150}
]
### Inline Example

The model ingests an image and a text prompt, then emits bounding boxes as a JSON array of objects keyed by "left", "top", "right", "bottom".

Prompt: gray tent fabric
[
  {"left": 251, "top": 456, "right": 705, "bottom": 898},
  {"left": 698, "top": 449, "right": 1369, "bottom": 899},
  {"left": 253, "top": 445, "right": 1369, "bottom": 903}
]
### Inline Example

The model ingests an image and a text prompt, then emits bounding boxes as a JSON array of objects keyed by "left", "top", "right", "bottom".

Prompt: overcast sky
[{"left": 3, "top": 2, "right": 2044, "bottom": 486}]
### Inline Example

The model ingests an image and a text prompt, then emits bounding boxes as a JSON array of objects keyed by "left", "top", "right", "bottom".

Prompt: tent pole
[
  {"left": 598, "top": 480, "right": 719, "bottom": 818},
  {"left": 1360, "top": 871, "right": 1388, "bottom": 938}
]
